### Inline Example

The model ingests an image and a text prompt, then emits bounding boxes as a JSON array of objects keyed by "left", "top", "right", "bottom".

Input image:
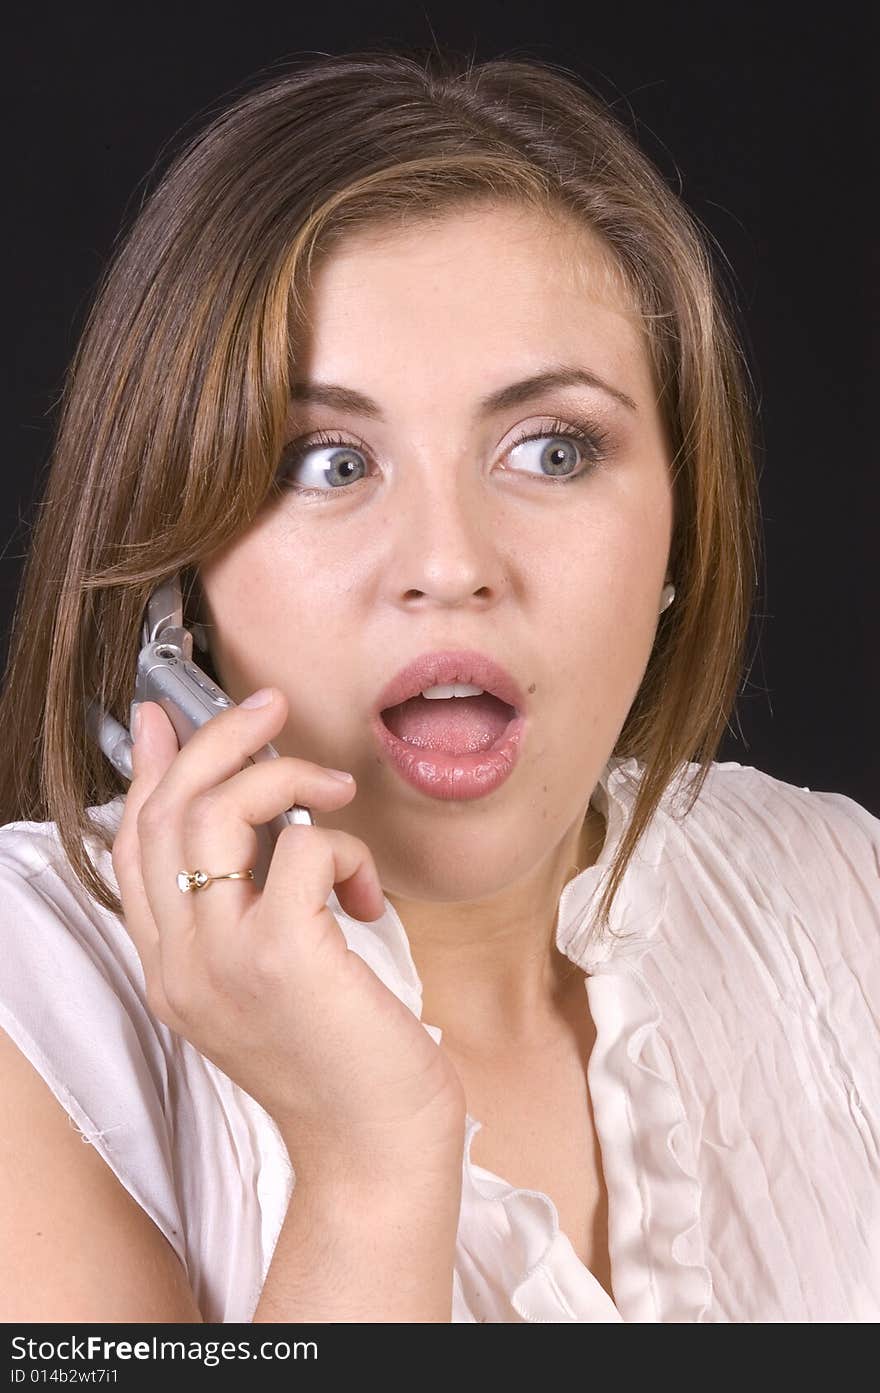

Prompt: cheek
[
  {"left": 196, "top": 537, "right": 292, "bottom": 684},
  {"left": 583, "top": 476, "right": 671, "bottom": 607},
  {"left": 553, "top": 503, "right": 658, "bottom": 599},
  {"left": 537, "top": 513, "right": 665, "bottom": 681}
]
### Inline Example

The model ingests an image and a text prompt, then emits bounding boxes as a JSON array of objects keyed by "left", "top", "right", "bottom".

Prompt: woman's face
[{"left": 197, "top": 202, "right": 674, "bottom": 905}]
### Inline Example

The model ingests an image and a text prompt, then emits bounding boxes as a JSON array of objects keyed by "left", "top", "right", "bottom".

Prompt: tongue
[{"left": 381, "top": 693, "right": 513, "bottom": 753}]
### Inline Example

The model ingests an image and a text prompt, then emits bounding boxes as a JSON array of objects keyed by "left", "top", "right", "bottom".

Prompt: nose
[{"left": 383, "top": 465, "right": 509, "bottom": 609}]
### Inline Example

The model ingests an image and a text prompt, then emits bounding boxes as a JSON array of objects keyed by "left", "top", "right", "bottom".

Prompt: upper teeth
[{"left": 420, "top": 683, "right": 485, "bottom": 699}]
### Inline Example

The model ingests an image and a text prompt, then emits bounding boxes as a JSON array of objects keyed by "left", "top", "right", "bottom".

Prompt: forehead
[
  {"left": 293, "top": 202, "right": 647, "bottom": 384},
  {"left": 305, "top": 201, "right": 636, "bottom": 315},
  {"left": 292, "top": 206, "right": 654, "bottom": 430}
]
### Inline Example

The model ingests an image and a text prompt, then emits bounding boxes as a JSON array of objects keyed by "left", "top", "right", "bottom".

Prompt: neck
[{"left": 387, "top": 799, "right": 607, "bottom": 1054}]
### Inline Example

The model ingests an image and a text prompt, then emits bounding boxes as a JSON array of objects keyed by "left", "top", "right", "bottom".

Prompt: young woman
[{"left": 0, "top": 47, "right": 877, "bottom": 1324}]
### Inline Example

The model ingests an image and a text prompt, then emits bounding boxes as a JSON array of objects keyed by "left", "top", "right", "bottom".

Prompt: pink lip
[
  {"left": 371, "top": 709, "right": 527, "bottom": 801},
  {"left": 374, "top": 649, "right": 527, "bottom": 717},
  {"left": 371, "top": 649, "right": 528, "bottom": 802}
]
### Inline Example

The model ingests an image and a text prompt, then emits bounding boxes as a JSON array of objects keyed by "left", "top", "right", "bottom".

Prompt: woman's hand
[{"left": 111, "top": 689, "right": 466, "bottom": 1186}]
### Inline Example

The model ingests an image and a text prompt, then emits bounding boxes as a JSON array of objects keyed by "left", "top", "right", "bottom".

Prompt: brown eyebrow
[{"left": 288, "top": 364, "right": 638, "bottom": 418}]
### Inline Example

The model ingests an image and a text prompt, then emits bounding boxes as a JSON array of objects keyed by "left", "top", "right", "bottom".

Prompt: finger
[
  {"left": 111, "top": 700, "right": 188, "bottom": 1004},
  {"left": 187, "top": 823, "right": 385, "bottom": 1008},
  {"left": 140, "top": 686, "right": 302, "bottom": 807},
  {"left": 179, "top": 760, "right": 362, "bottom": 926},
  {"left": 137, "top": 698, "right": 363, "bottom": 950},
  {"left": 259, "top": 822, "right": 386, "bottom": 936}
]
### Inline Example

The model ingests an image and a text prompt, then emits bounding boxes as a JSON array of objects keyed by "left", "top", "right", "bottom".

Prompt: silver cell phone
[{"left": 85, "top": 572, "right": 313, "bottom": 888}]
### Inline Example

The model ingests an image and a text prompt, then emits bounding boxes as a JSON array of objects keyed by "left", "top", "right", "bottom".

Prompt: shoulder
[
  {"left": 0, "top": 800, "right": 188, "bottom": 1264},
  {"left": 660, "top": 758, "right": 879, "bottom": 894},
  {"left": 0, "top": 795, "right": 153, "bottom": 1018},
  {"left": 656, "top": 758, "right": 879, "bottom": 1025},
  {"left": 0, "top": 793, "right": 125, "bottom": 888},
  {"left": 0, "top": 797, "right": 137, "bottom": 986}
]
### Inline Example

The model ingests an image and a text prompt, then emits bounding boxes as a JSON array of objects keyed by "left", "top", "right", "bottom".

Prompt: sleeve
[{"left": 0, "top": 851, "right": 187, "bottom": 1269}]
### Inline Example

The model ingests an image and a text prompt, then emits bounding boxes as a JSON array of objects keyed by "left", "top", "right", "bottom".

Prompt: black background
[{"left": 6, "top": 2, "right": 877, "bottom": 811}]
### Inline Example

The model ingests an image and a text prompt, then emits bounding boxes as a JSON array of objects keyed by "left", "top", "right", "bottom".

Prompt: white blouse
[{"left": 0, "top": 755, "right": 878, "bottom": 1322}]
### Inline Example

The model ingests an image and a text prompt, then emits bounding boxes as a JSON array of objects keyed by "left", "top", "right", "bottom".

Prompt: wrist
[
  {"left": 291, "top": 1157, "right": 464, "bottom": 1246},
  {"left": 283, "top": 1123, "right": 466, "bottom": 1206}
]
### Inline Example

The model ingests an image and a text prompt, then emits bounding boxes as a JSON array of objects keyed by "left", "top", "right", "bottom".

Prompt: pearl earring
[{"left": 660, "top": 582, "right": 675, "bottom": 613}]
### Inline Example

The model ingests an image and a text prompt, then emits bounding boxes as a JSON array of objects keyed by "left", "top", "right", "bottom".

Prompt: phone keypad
[{"left": 183, "top": 661, "right": 233, "bottom": 707}]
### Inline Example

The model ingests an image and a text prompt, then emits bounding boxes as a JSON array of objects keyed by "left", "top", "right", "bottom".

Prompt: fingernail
[
  {"left": 326, "top": 768, "right": 354, "bottom": 782},
  {"left": 132, "top": 704, "right": 143, "bottom": 741},
  {"left": 241, "top": 687, "right": 274, "bottom": 708}
]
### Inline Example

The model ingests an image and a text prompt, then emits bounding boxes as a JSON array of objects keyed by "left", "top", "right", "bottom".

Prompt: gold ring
[{"left": 176, "top": 869, "right": 255, "bottom": 893}]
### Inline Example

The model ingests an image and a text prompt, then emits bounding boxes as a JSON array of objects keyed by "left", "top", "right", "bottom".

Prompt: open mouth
[{"left": 379, "top": 691, "right": 517, "bottom": 753}]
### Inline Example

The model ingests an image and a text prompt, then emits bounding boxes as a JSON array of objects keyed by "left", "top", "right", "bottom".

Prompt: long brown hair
[{"left": 0, "top": 45, "right": 761, "bottom": 942}]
